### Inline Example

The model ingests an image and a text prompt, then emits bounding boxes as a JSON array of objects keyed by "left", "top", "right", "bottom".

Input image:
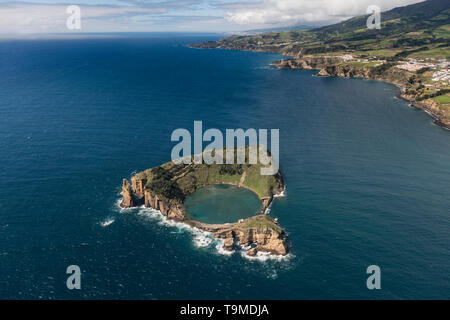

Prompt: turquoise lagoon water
[
  {"left": 184, "top": 185, "right": 261, "bottom": 224},
  {"left": 0, "top": 34, "right": 449, "bottom": 299}
]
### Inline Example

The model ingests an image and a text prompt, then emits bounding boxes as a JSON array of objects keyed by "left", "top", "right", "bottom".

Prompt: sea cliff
[
  {"left": 272, "top": 56, "right": 450, "bottom": 129},
  {"left": 190, "top": 0, "right": 450, "bottom": 129},
  {"left": 194, "top": 37, "right": 450, "bottom": 128},
  {"left": 120, "top": 146, "right": 289, "bottom": 256}
]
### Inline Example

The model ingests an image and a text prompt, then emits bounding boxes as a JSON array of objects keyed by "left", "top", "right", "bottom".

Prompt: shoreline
[
  {"left": 124, "top": 202, "right": 292, "bottom": 261},
  {"left": 120, "top": 152, "right": 289, "bottom": 256},
  {"left": 270, "top": 58, "right": 450, "bottom": 131},
  {"left": 123, "top": 192, "right": 290, "bottom": 256},
  {"left": 398, "top": 93, "right": 450, "bottom": 130},
  {"left": 190, "top": 43, "right": 449, "bottom": 131}
]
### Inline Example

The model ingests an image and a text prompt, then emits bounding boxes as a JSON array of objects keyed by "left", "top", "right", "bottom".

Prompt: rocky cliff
[
  {"left": 121, "top": 174, "right": 189, "bottom": 221},
  {"left": 120, "top": 147, "right": 289, "bottom": 256},
  {"left": 120, "top": 179, "right": 136, "bottom": 208},
  {"left": 143, "top": 188, "right": 187, "bottom": 221},
  {"left": 190, "top": 0, "right": 450, "bottom": 129},
  {"left": 272, "top": 56, "right": 343, "bottom": 70},
  {"left": 122, "top": 175, "right": 288, "bottom": 256},
  {"left": 190, "top": 215, "right": 289, "bottom": 256},
  {"left": 273, "top": 56, "right": 382, "bottom": 80},
  {"left": 272, "top": 56, "right": 450, "bottom": 129},
  {"left": 235, "top": 226, "right": 288, "bottom": 256}
]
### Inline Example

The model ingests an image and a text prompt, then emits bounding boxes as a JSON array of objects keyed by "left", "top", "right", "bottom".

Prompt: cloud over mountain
[
  {"left": 223, "top": 0, "right": 424, "bottom": 27},
  {"left": 0, "top": 0, "right": 427, "bottom": 34}
]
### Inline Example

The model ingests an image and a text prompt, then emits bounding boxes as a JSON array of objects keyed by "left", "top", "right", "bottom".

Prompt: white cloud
[
  {"left": 0, "top": 3, "right": 164, "bottom": 34},
  {"left": 224, "top": 0, "right": 424, "bottom": 27},
  {"left": 0, "top": 0, "right": 428, "bottom": 34}
]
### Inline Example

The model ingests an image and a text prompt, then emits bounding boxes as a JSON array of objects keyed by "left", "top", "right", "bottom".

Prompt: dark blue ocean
[{"left": 0, "top": 34, "right": 449, "bottom": 299}]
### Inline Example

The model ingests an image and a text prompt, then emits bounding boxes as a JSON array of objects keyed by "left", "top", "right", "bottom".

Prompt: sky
[{"left": 0, "top": 0, "right": 425, "bottom": 35}]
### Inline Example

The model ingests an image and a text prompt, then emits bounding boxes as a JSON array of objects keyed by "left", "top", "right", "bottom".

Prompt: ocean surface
[{"left": 0, "top": 34, "right": 449, "bottom": 299}]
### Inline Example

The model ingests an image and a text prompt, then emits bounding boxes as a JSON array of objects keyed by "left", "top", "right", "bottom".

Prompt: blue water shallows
[
  {"left": 0, "top": 34, "right": 449, "bottom": 299},
  {"left": 184, "top": 185, "right": 261, "bottom": 224}
]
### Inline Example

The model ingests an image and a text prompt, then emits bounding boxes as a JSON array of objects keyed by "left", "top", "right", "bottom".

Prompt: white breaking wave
[
  {"left": 118, "top": 198, "right": 290, "bottom": 262},
  {"left": 193, "top": 234, "right": 213, "bottom": 248},
  {"left": 265, "top": 188, "right": 286, "bottom": 214},
  {"left": 136, "top": 207, "right": 222, "bottom": 251},
  {"left": 137, "top": 207, "right": 235, "bottom": 256},
  {"left": 115, "top": 196, "right": 144, "bottom": 213},
  {"left": 240, "top": 248, "right": 294, "bottom": 262},
  {"left": 263, "top": 188, "right": 286, "bottom": 215},
  {"left": 215, "top": 239, "right": 234, "bottom": 256},
  {"left": 274, "top": 188, "right": 286, "bottom": 198},
  {"left": 100, "top": 218, "right": 115, "bottom": 227}
]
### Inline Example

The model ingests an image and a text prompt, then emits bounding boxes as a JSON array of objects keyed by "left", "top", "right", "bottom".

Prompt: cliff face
[
  {"left": 120, "top": 179, "right": 136, "bottom": 208},
  {"left": 120, "top": 175, "right": 289, "bottom": 256},
  {"left": 273, "top": 56, "right": 379, "bottom": 81},
  {"left": 193, "top": 216, "right": 289, "bottom": 256},
  {"left": 121, "top": 176, "right": 188, "bottom": 221},
  {"left": 143, "top": 189, "right": 186, "bottom": 221},
  {"left": 273, "top": 56, "right": 417, "bottom": 86},
  {"left": 273, "top": 56, "right": 450, "bottom": 128},
  {"left": 190, "top": 0, "right": 450, "bottom": 129},
  {"left": 235, "top": 228, "right": 289, "bottom": 256},
  {"left": 316, "top": 64, "right": 372, "bottom": 79},
  {"left": 131, "top": 176, "right": 146, "bottom": 199},
  {"left": 273, "top": 56, "right": 343, "bottom": 70},
  {"left": 120, "top": 147, "right": 288, "bottom": 256}
]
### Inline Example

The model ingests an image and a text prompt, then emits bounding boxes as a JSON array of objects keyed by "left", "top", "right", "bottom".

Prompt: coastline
[
  {"left": 189, "top": 44, "right": 449, "bottom": 131},
  {"left": 122, "top": 202, "right": 293, "bottom": 261},
  {"left": 120, "top": 149, "right": 289, "bottom": 257},
  {"left": 270, "top": 57, "right": 450, "bottom": 130},
  {"left": 189, "top": 0, "right": 450, "bottom": 132},
  {"left": 121, "top": 182, "right": 289, "bottom": 256},
  {"left": 398, "top": 93, "right": 450, "bottom": 130}
]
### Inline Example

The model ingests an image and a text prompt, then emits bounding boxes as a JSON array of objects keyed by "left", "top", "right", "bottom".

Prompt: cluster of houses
[
  {"left": 395, "top": 59, "right": 435, "bottom": 72},
  {"left": 432, "top": 69, "right": 450, "bottom": 83},
  {"left": 432, "top": 60, "right": 450, "bottom": 83},
  {"left": 393, "top": 58, "right": 449, "bottom": 84},
  {"left": 322, "top": 54, "right": 449, "bottom": 85}
]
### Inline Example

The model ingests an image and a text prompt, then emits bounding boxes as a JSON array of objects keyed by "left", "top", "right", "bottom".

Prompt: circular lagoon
[{"left": 184, "top": 185, "right": 262, "bottom": 224}]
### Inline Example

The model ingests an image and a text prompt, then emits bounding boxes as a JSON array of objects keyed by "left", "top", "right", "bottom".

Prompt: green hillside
[
  {"left": 134, "top": 146, "right": 284, "bottom": 200},
  {"left": 192, "top": 0, "right": 450, "bottom": 127},
  {"left": 195, "top": 0, "right": 449, "bottom": 59}
]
